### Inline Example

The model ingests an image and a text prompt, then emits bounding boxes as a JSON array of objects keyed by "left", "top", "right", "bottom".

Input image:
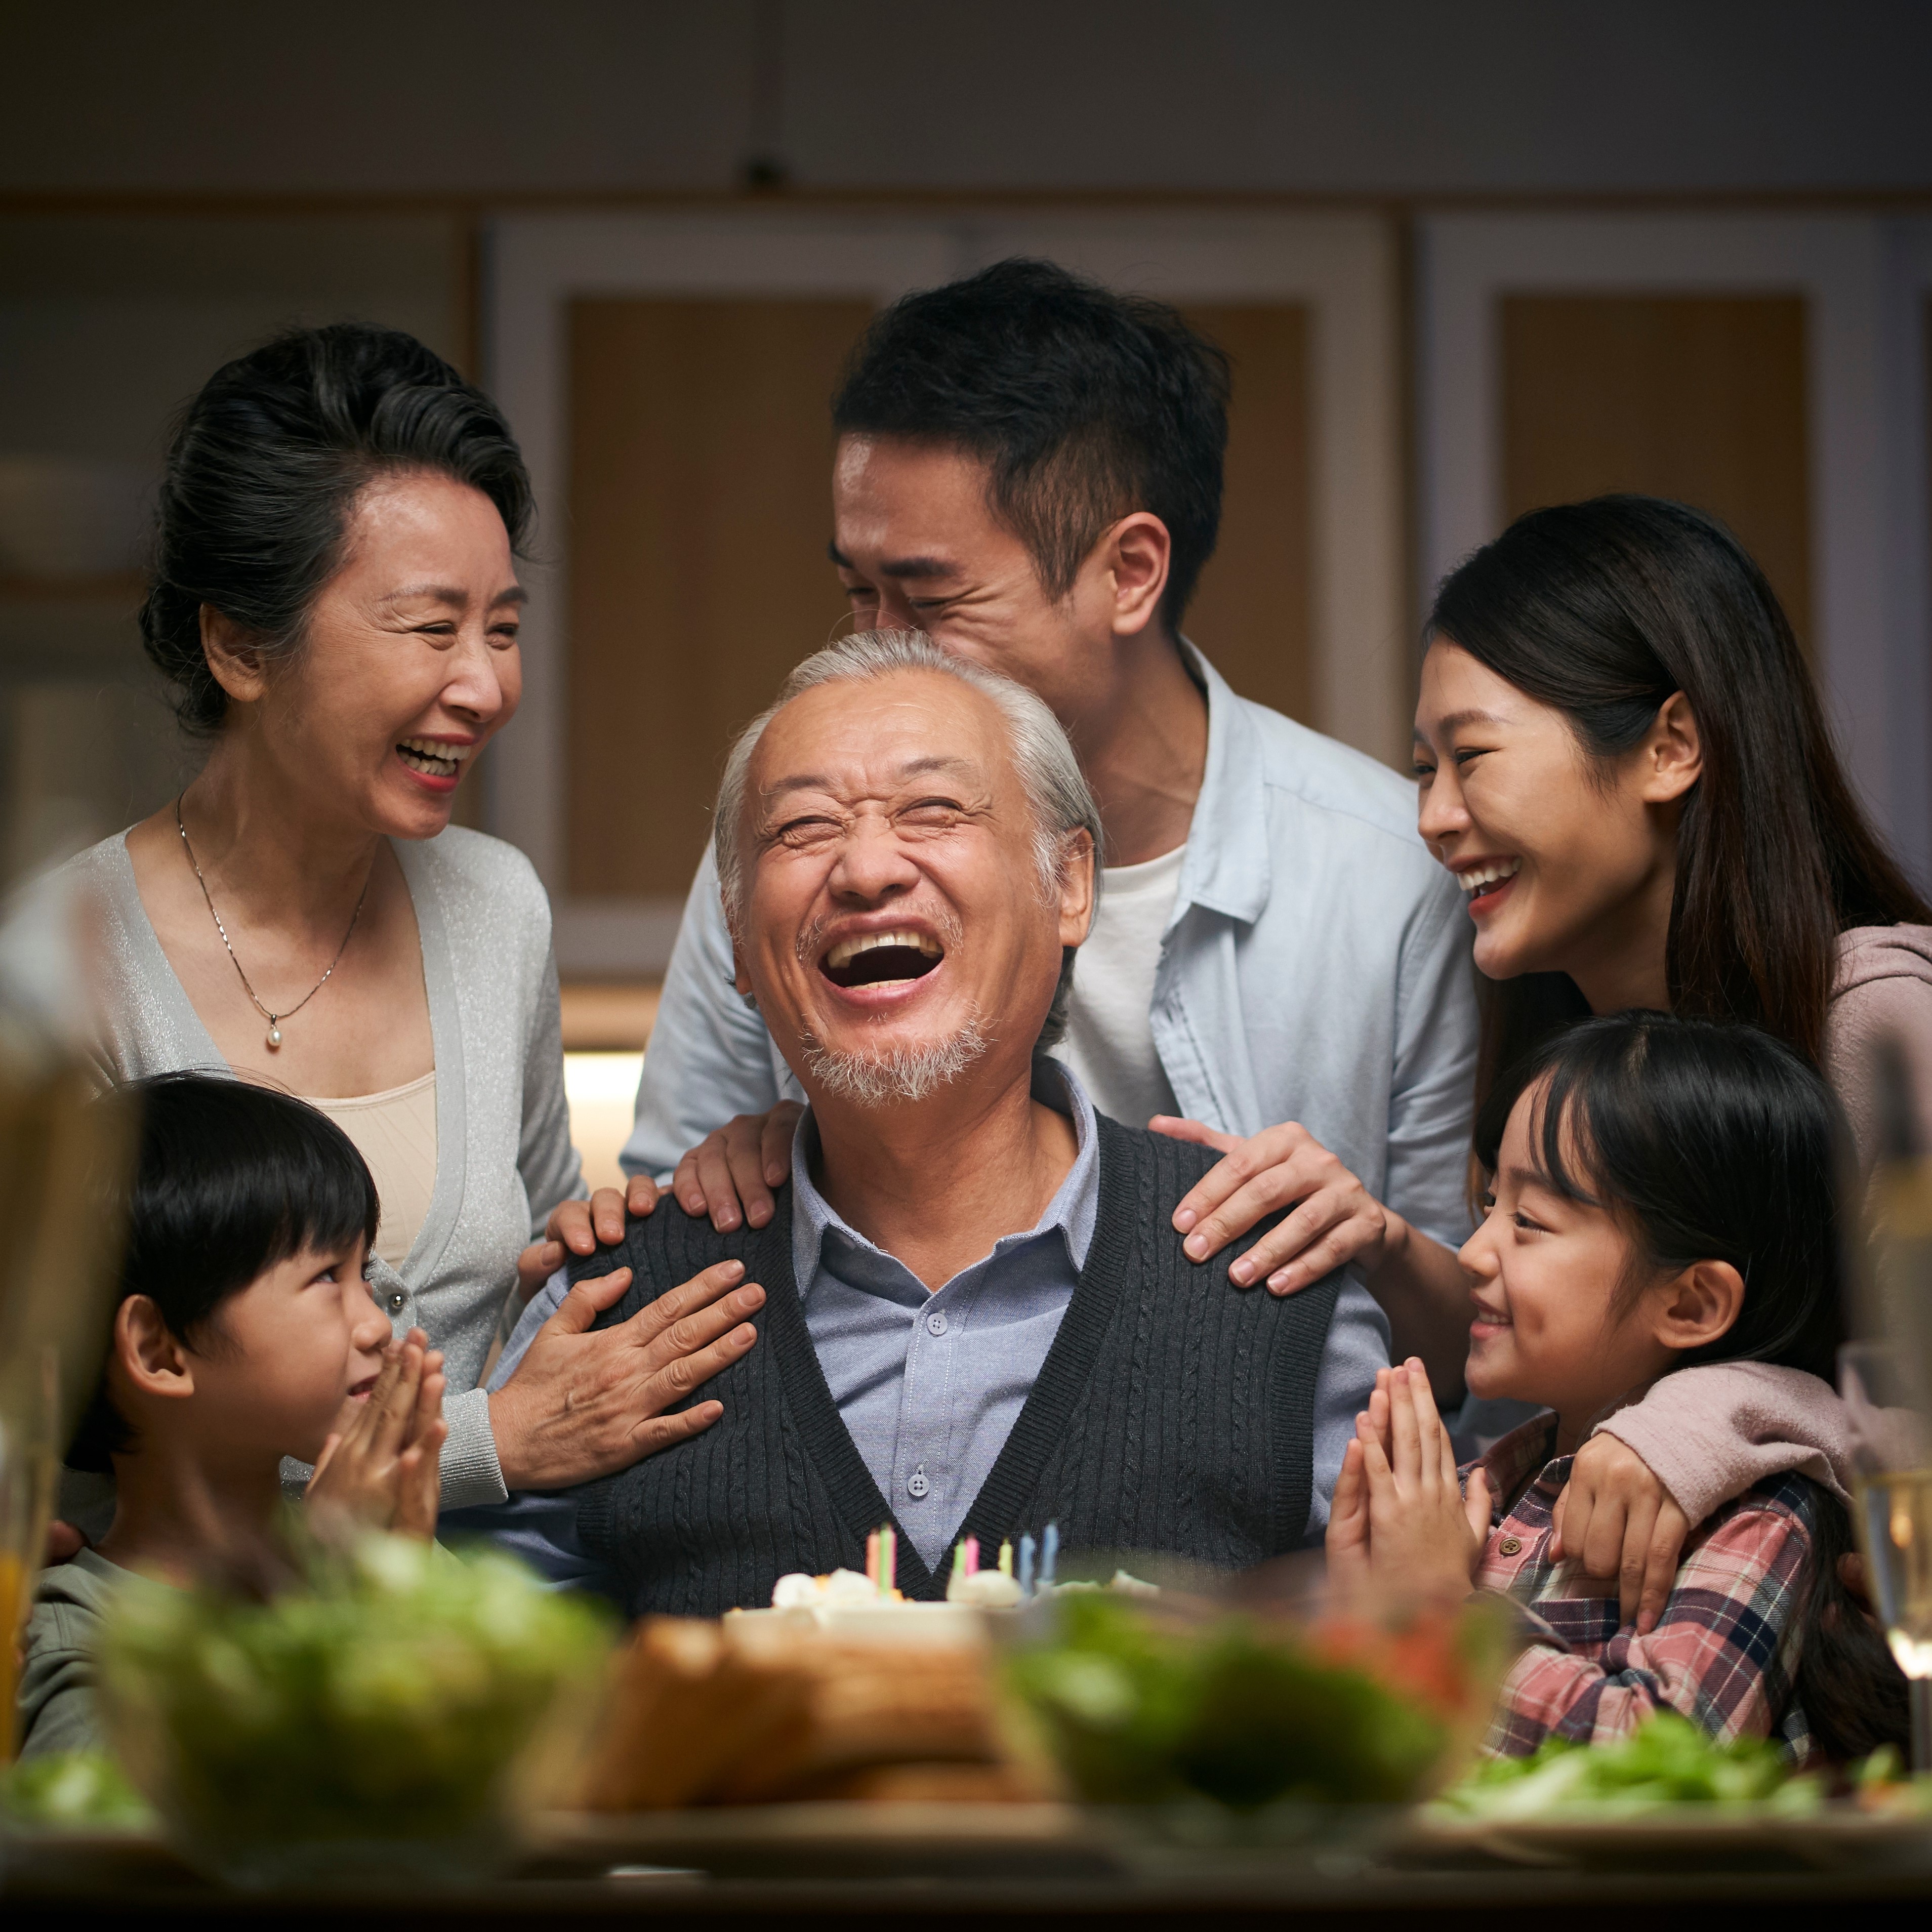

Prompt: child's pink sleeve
[
  {"left": 1591, "top": 1362, "right": 1852, "bottom": 1526},
  {"left": 1487, "top": 1490, "right": 1815, "bottom": 1756}
]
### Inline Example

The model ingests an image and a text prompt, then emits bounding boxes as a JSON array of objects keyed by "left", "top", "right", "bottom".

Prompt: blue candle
[
  {"left": 1018, "top": 1534, "right": 1036, "bottom": 1596},
  {"left": 1040, "top": 1521, "right": 1059, "bottom": 1590}
]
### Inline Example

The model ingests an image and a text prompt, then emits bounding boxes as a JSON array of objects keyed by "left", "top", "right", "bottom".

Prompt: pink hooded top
[{"left": 1595, "top": 925, "right": 1932, "bottom": 1521}]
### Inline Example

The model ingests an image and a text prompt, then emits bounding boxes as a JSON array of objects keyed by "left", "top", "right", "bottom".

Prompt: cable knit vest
[{"left": 573, "top": 1115, "right": 1342, "bottom": 1616}]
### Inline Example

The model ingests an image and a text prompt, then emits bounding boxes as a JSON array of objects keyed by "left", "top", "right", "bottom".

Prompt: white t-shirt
[{"left": 1051, "top": 842, "right": 1187, "bottom": 1129}]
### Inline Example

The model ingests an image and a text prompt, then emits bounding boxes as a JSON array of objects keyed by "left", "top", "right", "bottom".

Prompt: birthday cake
[{"left": 756, "top": 1523, "right": 1060, "bottom": 1623}]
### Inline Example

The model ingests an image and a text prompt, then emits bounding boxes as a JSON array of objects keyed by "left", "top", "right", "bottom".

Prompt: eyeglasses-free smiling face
[
  {"left": 176, "top": 1239, "right": 392, "bottom": 1467},
  {"left": 830, "top": 435, "right": 1109, "bottom": 731},
  {"left": 730, "top": 668, "right": 1093, "bottom": 1111},
  {"left": 1412, "top": 641, "right": 1697, "bottom": 1012},
  {"left": 1456, "top": 1082, "right": 1679, "bottom": 1437},
  {"left": 236, "top": 472, "right": 525, "bottom": 846}
]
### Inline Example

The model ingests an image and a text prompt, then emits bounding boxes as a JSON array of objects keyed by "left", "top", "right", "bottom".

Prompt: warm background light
[{"left": 559, "top": 981, "right": 660, "bottom": 1191}]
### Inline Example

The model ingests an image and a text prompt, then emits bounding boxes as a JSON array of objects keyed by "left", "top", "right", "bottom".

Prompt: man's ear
[
  {"left": 115, "top": 1295, "right": 197, "bottom": 1402},
  {"left": 1649, "top": 1259, "right": 1744, "bottom": 1354},
  {"left": 1098, "top": 512, "right": 1171, "bottom": 639},
  {"left": 1056, "top": 828, "right": 1097, "bottom": 948},
  {"left": 729, "top": 933, "right": 754, "bottom": 1000},
  {"left": 1639, "top": 691, "right": 1703, "bottom": 805},
  {"left": 199, "top": 605, "right": 271, "bottom": 707}
]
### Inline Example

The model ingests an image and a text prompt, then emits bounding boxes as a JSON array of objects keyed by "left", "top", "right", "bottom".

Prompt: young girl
[
  {"left": 1327, "top": 1011, "right": 1905, "bottom": 1762},
  {"left": 17, "top": 1074, "right": 446, "bottom": 1758}
]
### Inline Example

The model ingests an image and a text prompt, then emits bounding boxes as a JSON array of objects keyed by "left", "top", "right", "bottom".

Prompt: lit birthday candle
[
  {"left": 998, "top": 1539, "right": 1014, "bottom": 1577},
  {"left": 1018, "top": 1534, "right": 1036, "bottom": 1596},
  {"left": 1040, "top": 1522, "right": 1059, "bottom": 1590},
  {"left": 879, "top": 1526, "right": 896, "bottom": 1598},
  {"left": 866, "top": 1528, "right": 880, "bottom": 1588},
  {"left": 964, "top": 1535, "right": 980, "bottom": 1576}
]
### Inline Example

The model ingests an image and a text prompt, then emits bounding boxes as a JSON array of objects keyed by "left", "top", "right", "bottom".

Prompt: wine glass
[
  {"left": 0, "top": 877, "right": 138, "bottom": 1758},
  {"left": 1839, "top": 1341, "right": 1932, "bottom": 1770}
]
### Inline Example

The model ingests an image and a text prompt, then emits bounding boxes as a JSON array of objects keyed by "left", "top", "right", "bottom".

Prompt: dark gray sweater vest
[{"left": 572, "top": 1114, "right": 1342, "bottom": 1616}]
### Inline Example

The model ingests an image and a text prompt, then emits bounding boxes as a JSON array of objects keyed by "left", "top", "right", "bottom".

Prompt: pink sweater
[
  {"left": 1595, "top": 925, "right": 1932, "bottom": 1519},
  {"left": 1824, "top": 924, "right": 1932, "bottom": 1170}
]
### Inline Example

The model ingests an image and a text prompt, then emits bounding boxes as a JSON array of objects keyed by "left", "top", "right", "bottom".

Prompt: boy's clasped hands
[
  {"left": 1326, "top": 1357, "right": 1493, "bottom": 1608},
  {"left": 305, "top": 1327, "right": 446, "bottom": 1540}
]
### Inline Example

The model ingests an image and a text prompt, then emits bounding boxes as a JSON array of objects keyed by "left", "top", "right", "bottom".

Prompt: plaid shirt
[{"left": 1468, "top": 1414, "right": 1821, "bottom": 1761}]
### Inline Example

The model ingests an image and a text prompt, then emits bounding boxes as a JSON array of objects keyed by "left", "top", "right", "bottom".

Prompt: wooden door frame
[
  {"left": 484, "top": 208, "right": 1405, "bottom": 975},
  {"left": 482, "top": 212, "right": 962, "bottom": 973},
  {"left": 1418, "top": 213, "right": 1932, "bottom": 886},
  {"left": 1886, "top": 220, "right": 1932, "bottom": 885}
]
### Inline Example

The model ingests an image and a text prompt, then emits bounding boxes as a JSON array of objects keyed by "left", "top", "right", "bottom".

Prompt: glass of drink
[
  {"left": 0, "top": 1073, "right": 134, "bottom": 1757},
  {"left": 1839, "top": 1340, "right": 1932, "bottom": 1769}
]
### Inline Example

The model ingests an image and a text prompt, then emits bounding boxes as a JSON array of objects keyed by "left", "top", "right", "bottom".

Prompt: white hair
[
  {"left": 797, "top": 1013, "right": 995, "bottom": 1107},
  {"left": 713, "top": 629, "right": 1101, "bottom": 1048}
]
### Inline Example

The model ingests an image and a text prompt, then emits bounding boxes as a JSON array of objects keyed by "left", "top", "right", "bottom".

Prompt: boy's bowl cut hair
[
  {"left": 65, "top": 1073, "right": 381, "bottom": 1472},
  {"left": 1472, "top": 1010, "right": 1845, "bottom": 1382}
]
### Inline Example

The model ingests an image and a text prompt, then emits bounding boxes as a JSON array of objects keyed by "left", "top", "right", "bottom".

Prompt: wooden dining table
[{"left": 8, "top": 1843, "right": 1932, "bottom": 1930}]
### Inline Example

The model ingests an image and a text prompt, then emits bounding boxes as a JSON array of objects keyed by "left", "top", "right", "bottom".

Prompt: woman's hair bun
[{"left": 139, "top": 323, "right": 533, "bottom": 735}]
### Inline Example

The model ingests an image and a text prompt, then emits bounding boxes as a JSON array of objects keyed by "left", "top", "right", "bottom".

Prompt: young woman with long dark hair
[{"left": 1413, "top": 492, "right": 1932, "bottom": 1159}]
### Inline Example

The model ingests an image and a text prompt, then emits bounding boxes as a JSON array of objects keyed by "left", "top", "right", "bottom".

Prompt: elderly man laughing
[{"left": 482, "top": 633, "right": 1386, "bottom": 1613}]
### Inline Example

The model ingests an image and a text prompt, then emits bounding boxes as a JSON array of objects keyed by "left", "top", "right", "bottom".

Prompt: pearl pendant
[{"left": 266, "top": 1022, "right": 282, "bottom": 1049}]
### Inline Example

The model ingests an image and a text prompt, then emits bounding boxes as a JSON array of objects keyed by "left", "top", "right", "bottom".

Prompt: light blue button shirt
[
  {"left": 621, "top": 646, "right": 1480, "bottom": 1259},
  {"left": 464, "top": 1061, "right": 1389, "bottom": 1592},
  {"left": 788, "top": 1059, "right": 1099, "bottom": 1570}
]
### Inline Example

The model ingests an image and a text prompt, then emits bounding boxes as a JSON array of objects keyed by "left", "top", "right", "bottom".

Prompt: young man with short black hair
[{"left": 616, "top": 260, "right": 1476, "bottom": 1453}]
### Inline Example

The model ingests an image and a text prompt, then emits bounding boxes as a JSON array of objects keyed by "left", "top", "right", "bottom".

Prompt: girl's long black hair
[
  {"left": 1431, "top": 495, "right": 1930, "bottom": 1105},
  {"left": 1477, "top": 1011, "right": 1905, "bottom": 1764}
]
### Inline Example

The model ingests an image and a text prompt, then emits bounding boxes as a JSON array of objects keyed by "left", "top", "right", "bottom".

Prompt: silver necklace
[{"left": 175, "top": 796, "right": 372, "bottom": 1051}]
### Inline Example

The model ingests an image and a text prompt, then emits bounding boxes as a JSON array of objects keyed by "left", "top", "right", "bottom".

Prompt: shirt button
[
  {"left": 1498, "top": 1535, "right": 1523, "bottom": 1556},
  {"left": 907, "top": 1465, "right": 930, "bottom": 1499},
  {"left": 386, "top": 1290, "right": 407, "bottom": 1314},
  {"left": 926, "top": 1310, "right": 949, "bottom": 1336}
]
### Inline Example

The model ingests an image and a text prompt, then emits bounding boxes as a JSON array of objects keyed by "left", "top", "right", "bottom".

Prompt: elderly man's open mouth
[{"left": 817, "top": 928, "right": 946, "bottom": 990}]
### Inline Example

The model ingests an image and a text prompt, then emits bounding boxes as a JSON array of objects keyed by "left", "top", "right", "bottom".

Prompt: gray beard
[{"left": 797, "top": 1014, "right": 994, "bottom": 1107}]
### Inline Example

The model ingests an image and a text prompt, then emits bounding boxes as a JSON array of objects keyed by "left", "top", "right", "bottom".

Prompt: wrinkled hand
[
  {"left": 672, "top": 1103, "right": 804, "bottom": 1232},
  {"left": 306, "top": 1329, "right": 447, "bottom": 1539},
  {"left": 488, "top": 1260, "right": 764, "bottom": 1491},
  {"left": 516, "top": 1174, "right": 664, "bottom": 1299},
  {"left": 1550, "top": 1432, "right": 1690, "bottom": 1634},
  {"left": 1158, "top": 1117, "right": 1400, "bottom": 1295},
  {"left": 1341, "top": 1360, "right": 1489, "bottom": 1605}
]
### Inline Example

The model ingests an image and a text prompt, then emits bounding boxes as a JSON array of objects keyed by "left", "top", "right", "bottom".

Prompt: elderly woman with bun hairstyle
[
  {"left": 1401, "top": 494, "right": 1932, "bottom": 1627},
  {"left": 61, "top": 325, "right": 759, "bottom": 1518}
]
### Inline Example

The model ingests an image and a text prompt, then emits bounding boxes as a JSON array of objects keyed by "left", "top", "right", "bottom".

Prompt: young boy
[{"left": 16, "top": 1074, "right": 445, "bottom": 1758}]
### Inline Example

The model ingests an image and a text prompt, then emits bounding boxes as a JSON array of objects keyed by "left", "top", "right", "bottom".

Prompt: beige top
[{"left": 310, "top": 1071, "right": 440, "bottom": 1268}]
